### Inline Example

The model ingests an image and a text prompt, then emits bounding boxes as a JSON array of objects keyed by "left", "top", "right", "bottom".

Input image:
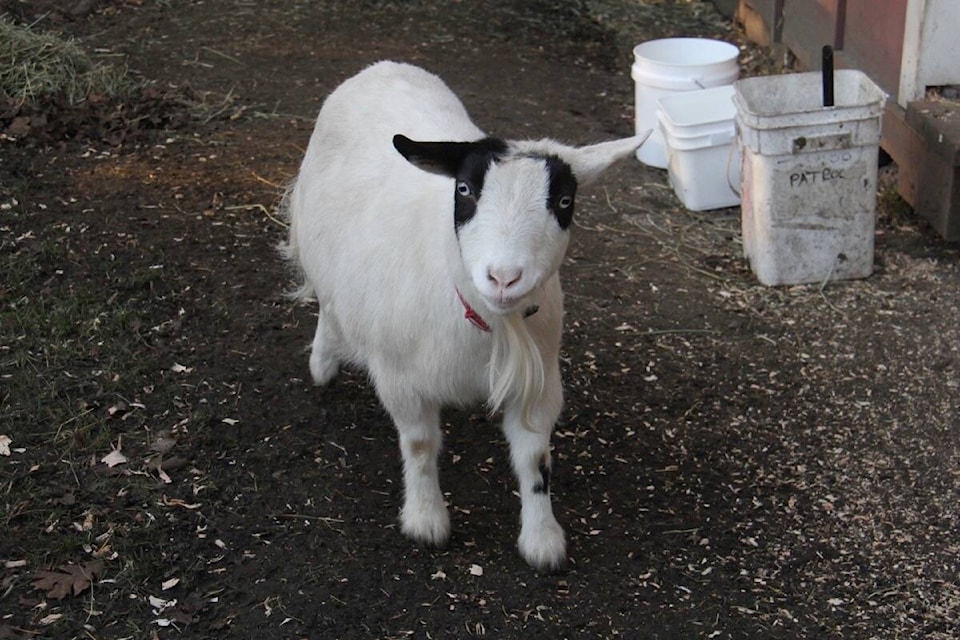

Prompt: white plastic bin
[
  {"left": 632, "top": 38, "right": 739, "bottom": 168},
  {"left": 658, "top": 85, "right": 741, "bottom": 211},
  {"left": 734, "top": 70, "right": 887, "bottom": 286}
]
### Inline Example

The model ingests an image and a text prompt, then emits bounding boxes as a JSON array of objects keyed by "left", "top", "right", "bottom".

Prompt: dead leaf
[
  {"left": 0, "top": 435, "right": 11, "bottom": 456},
  {"left": 161, "top": 496, "right": 201, "bottom": 510},
  {"left": 149, "top": 433, "right": 177, "bottom": 455},
  {"left": 146, "top": 454, "right": 183, "bottom": 484},
  {"left": 5, "top": 116, "right": 32, "bottom": 138},
  {"left": 32, "top": 561, "right": 103, "bottom": 600},
  {"left": 158, "top": 467, "right": 172, "bottom": 484},
  {"left": 160, "top": 456, "right": 189, "bottom": 471},
  {"left": 101, "top": 448, "right": 127, "bottom": 468},
  {"left": 150, "top": 594, "right": 174, "bottom": 612},
  {"left": 38, "top": 613, "right": 63, "bottom": 625},
  {"left": 106, "top": 402, "right": 127, "bottom": 417}
]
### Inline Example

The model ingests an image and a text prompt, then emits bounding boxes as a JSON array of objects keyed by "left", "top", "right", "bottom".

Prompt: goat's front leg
[
  {"left": 503, "top": 386, "right": 566, "bottom": 572},
  {"left": 379, "top": 391, "right": 450, "bottom": 547}
]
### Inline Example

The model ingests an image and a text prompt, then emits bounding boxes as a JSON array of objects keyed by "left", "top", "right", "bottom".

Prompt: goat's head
[{"left": 394, "top": 132, "right": 650, "bottom": 316}]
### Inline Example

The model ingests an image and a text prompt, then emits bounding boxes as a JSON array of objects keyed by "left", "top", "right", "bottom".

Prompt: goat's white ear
[{"left": 563, "top": 130, "right": 651, "bottom": 186}]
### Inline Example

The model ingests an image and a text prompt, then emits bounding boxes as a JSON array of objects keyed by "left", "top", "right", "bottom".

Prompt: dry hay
[
  {"left": 0, "top": 19, "right": 236, "bottom": 145},
  {"left": 0, "top": 18, "right": 136, "bottom": 106}
]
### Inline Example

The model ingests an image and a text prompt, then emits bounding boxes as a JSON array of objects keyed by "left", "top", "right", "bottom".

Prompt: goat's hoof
[
  {"left": 309, "top": 356, "right": 340, "bottom": 387},
  {"left": 518, "top": 520, "right": 567, "bottom": 573},
  {"left": 400, "top": 506, "right": 451, "bottom": 548}
]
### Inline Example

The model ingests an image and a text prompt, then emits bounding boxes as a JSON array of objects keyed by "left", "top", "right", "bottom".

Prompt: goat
[{"left": 282, "top": 61, "right": 648, "bottom": 571}]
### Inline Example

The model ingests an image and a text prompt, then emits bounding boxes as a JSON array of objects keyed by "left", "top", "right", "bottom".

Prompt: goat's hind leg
[
  {"left": 377, "top": 388, "right": 450, "bottom": 547},
  {"left": 309, "top": 307, "right": 341, "bottom": 386}
]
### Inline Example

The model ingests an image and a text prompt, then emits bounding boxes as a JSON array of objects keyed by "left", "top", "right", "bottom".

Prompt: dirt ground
[{"left": 2, "top": 1, "right": 959, "bottom": 639}]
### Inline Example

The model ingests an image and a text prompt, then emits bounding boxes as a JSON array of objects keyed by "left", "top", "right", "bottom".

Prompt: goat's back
[
  {"left": 319, "top": 61, "right": 484, "bottom": 152},
  {"left": 292, "top": 60, "right": 485, "bottom": 239},
  {"left": 285, "top": 62, "right": 494, "bottom": 400}
]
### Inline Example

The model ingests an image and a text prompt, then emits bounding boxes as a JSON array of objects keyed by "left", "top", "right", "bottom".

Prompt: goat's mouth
[
  {"left": 480, "top": 291, "right": 539, "bottom": 317},
  {"left": 484, "top": 299, "right": 524, "bottom": 315}
]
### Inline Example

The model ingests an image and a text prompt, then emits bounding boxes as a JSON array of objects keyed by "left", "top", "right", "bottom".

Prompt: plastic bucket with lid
[
  {"left": 657, "top": 85, "right": 740, "bottom": 211},
  {"left": 632, "top": 38, "right": 739, "bottom": 168}
]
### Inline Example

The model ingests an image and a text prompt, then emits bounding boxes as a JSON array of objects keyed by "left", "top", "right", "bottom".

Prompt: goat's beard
[{"left": 487, "top": 310, "right": 546, "bottom": 431}]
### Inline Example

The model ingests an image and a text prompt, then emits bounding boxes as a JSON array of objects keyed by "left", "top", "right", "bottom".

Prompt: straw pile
[{"left": 0, "top": 18, "right": 136, "bottom": 105}]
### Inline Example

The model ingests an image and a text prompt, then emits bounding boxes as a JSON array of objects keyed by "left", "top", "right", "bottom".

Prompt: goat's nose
[{"left": 487, "top": 267, "right": 522, "bottom": 290}]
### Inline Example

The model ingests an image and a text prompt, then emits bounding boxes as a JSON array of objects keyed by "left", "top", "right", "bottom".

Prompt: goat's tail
[
  {"left": 488, "top": 312, "right": 546, "bottom": 431},
  {"left": 276, "top": 179, "right": 315, "bottom": 301}
]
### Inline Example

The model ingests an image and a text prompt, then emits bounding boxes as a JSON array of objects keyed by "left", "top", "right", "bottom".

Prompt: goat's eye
[
  {"left": 557, "top": 195, "right": 573, "bottom": 209},
  {"left": 456, "top": 181, "right": 472, "bottom": 197}
]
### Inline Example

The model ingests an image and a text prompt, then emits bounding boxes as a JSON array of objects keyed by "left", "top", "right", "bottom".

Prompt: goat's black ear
[{"left": 393, "top": 135, "right": 507, "bottom": 177}]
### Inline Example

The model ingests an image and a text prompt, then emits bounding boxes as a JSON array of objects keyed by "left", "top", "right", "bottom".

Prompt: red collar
[
  {"left": 455, "top": 287, "right": 491, "bottom": 332},
  {"left": 455, "top": 288, "right": 540, "bottom": 332}
]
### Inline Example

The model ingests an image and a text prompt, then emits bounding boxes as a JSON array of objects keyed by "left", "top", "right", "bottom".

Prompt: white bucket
[
  {"left": 734, "top": 70, "right": 887, "bottom": 286},
  {"left": 657, "top": 85, "right": 741, "bottom": 211},
  {"left": 632, "top": 38, "right": 740, "bottom": 168}
]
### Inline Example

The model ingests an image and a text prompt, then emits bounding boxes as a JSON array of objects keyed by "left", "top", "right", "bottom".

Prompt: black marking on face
[
  {"left": 453, "top": 138, "right": 508, "bottom": 230},
  {"left": 392, "top": 135, "right": 508, "bottom": 232},
  {"left": 532, "top": 455, "right": 551, "bottom": 495},
  {"left": 454, "top": 148, "right": 498, "bottom": 230},
  {"left": 545, "top": 155, "right": 577, "bottom": 230}
]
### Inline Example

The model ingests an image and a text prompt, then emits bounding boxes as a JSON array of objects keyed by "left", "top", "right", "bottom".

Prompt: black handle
[{"left": 822, "top": 45, "right": 835, "bottom": 107}]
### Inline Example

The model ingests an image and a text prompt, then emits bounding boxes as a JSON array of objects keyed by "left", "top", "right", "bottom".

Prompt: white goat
[{"left": 283, "top": 61, "right": 648, "bottom": 571}]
